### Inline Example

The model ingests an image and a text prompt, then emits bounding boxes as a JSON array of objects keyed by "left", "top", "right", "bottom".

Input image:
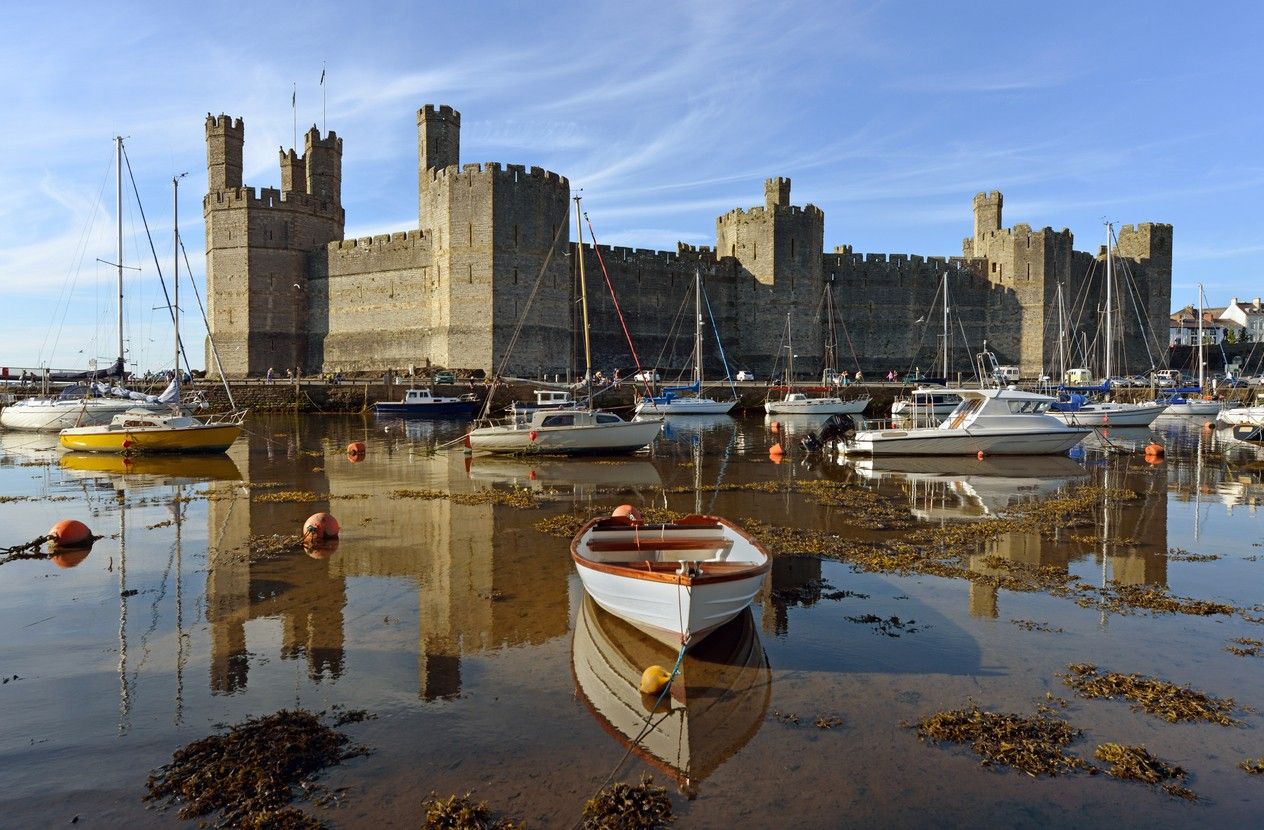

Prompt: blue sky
[{"left": 2, "top": 0, "right": 1261, "bottom": 371}]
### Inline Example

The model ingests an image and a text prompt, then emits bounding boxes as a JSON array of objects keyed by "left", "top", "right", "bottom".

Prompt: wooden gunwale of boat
[{"left": 571, "top": 514, "right": 771, "bottom": 587}]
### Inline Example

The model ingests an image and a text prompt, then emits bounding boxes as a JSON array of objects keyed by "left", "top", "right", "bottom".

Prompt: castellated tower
[
  {"left": 715, "top": 177, "right": 825, "bottom": 371},
  {"left": 414, "top": 105, "right": 571, "bottom": 373},
  {"left": 203, "top": 115, "right": 344, "bottom": 376}
]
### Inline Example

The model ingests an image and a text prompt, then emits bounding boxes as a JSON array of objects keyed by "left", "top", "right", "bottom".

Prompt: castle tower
[
  {"left": 203, "top": 114, "right": 345, "bottom": 377},
  {"left": 417, "top": 105, "right": 461, "bottom": 216},
  {"left": 972, "top": 191, "right": 1002, "bottom": 249},
  {"left": 716, "top": 177, "right": 824, "bottom": 373},
  {"left": 205, "top": 114, "right": 243, "bottom": 191}
]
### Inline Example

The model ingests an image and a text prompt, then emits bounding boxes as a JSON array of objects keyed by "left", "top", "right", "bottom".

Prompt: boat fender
[
  {"left": 640, "top": 665, "right": 671, "bottom": 695},
  {"left": 122, "top": 440, "right": 133, "bottom": 450},
  {"left": 48, "top": 519, "right": 92, "bottom": 548},
  {"left": 347, "top": 441, "right": 366, "bottom": 456},
  {"left": 612, "top": 504, "right": 643, "bottom": 523},
  {"left": 463, "top": 433, "right": 472, "bottom": 448},
  {"left": 529, "top": 430, "right": 538, "bottom": 442},
  {"left": 302, "top": 512, "right": 340, "bottom": 546},
  {"left": 977, "top": 451, "right": 985, "bottom": 460}
]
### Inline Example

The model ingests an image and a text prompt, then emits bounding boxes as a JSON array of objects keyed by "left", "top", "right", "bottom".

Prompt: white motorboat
[
  {"left": 1157, "top": 394, "right": 1222, "bottom": 418},
  {"left": 635, "top": 269, "right": 736, "bottom": 416},
  {"left": 843, "top": 387, "right": 1090, "bottom": 456},
  {"left": 1219, "top": 405, "right": 1264, "bottom": 427},
  {"left": 373, "top": 387, "right": 479, "bottom": 418},
  {"left": 890, "top": 386, "right": 963, "bottom": 423},
  {"left": 765, "top": 391, "right": 868, "bottom": 415},
  {"left": 571, "top": 595, "right": 770, "bottom": 792},
  {"left": 468, "top": 408, "right": 662, "bottom": 455},
  {"left": 1, "top": 382, "right": 184, "bottom": 432},
  {"left": 571, "top": 512, "right": 771, "bottom": 648},
  {"left": 509, "top": 388, "right": 577, "bottom": 414},
  {"left": 1047, "top": 397, "right": 1167, "bottom": 428}
]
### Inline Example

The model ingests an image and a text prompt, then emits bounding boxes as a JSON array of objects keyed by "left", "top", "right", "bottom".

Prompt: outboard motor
[{"left": 801, "top": 414, "right": 856, "bottom": 452}]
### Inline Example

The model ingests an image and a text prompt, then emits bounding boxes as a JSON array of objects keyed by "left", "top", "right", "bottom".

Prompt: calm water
[{"left": 1, "top": 413, "right": 1262, "bottom": 828}]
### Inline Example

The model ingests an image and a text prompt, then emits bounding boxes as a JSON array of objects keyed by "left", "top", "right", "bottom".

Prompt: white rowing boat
[{"left": 571, "top": 511, "right": 771, "bottom": 648}]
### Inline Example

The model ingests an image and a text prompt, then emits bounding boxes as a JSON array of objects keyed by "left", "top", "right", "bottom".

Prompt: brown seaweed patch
[
  {"left": 1011, "top": 619, "right": 1064, "bottom": 633},
  {"left": 144, "top": 709, "right": 367, "bottom": 827},
  {"left": 421, "top": 793, "right": 521, "bottom": 829},
  {"left": 909, "top": 706, "right": 1092, "bottom": 777},
  {"left": 1085, "top": 584, "right": 1235, "bottom": 617},
  {"left": 1061, "top": 664, "right": 1239, "bottom": 725},
  {"left": 1165, "top": 547, "right": 1221, "bottom": 562},
  {"left": 1239, "top": 757, "right": 1264, "bottom": 774},
  {"left": 582, "top": 774, "right": 674, "bottom": 829},
  {"left": 533, "top": 508, "right": 687, "bottom": 539},
  {"left": 254, "top": 490, "right": 323, "bottom": 504},
  {"left": 393, "top": 487, "right": 539, "bottom": 509},
  {"left": 1226, "top": 637, "right": 1264, "bottom": 657},
  {"left": 1093, "top": 743, "right": 1196, "bottom": 800}
]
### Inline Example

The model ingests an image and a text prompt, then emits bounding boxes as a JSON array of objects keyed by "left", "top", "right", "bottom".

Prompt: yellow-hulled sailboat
[{"left": 58, "top": 174, "right": 245, "bottom": 455}]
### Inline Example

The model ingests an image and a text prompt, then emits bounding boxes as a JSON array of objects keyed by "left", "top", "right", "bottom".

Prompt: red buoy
[
  {"left": 977, "top": 450, "right": 985, "bottom": 460},
  {"left": 303, "top": 512, "right": 340, "bottom": 546},
  {"left": 529, "top": 430, "right": 539, "bottom": 442},
  {"left": 48, "top": 519, "right": 92, "bottom": 547},
  {"left": 612, "top": 504, "right": 643, "bottom": 523},
  {"left": 347, "top": 441, "right": 366, "bottom": 456}
]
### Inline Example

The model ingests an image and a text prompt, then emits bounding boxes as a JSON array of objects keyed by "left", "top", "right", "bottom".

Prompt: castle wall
[{"left": 203, "top": 107, "right": 1172, "bottom": 384}]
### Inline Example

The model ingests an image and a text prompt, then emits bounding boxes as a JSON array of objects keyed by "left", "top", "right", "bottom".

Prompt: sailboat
[
  {"left": 765, "top": 289, "right": 869, "bottom": 415},
  {"left": 1158, "top": 284, "right": 1221, "bottom": 417},
  {"left": 467, "top": 196, "right": 663, "bottom": 454},
  {"left": 892, "top": 271, "right": 963, "bottom": 423},
  {"left": 1048, "top": 223, "right": 1166, "bottom": 428},
  {"left": 59, "top": 175, "right": 245, "bottom": 454},
  {"left": 634, "top": 269, "right": 736, "bottom": 416},
  {"left": 2, "top": 138, "right": 196, "bottom": 432}
]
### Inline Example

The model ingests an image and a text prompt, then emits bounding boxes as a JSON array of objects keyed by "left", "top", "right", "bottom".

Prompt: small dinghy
[{"left": 571, "top": 510, "right": 771, "bottom": 648}]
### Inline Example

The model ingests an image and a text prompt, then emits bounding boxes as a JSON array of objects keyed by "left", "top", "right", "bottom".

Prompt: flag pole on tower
[
  {"left": 320, "top": 63, "right": 326, "bottom": 135},
  {"left": 291, "top": 83, "right": 297, "bottom": 150}
]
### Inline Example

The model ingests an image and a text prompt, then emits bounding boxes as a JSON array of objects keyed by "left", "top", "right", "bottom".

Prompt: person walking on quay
[
  {"left": 266, "top": 367, "right": 275, "bottom": 384},
  {"left": 855, "top": 370, "right": 863, "bottom": 383}
]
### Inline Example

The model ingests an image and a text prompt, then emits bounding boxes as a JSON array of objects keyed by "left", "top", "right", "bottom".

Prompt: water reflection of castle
[{"left": 206, "top": 440, "right": 571, "bottom": 698}]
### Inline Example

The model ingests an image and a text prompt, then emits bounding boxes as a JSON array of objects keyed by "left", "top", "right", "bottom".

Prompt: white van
[
  {"left": 992, "top": 365, "right": 1021, "bottom": 383},
  {"left": 1064, "top": 368, "right": 1093, "bottom": 385}
]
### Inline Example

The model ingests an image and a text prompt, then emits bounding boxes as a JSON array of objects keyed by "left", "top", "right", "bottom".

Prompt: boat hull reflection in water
[{"left": 572, "top": 596, "right": 770, "bottom": 793}]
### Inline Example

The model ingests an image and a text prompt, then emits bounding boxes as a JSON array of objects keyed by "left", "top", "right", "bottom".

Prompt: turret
[
  {"left": 304, "top": 126, "right": 342, "bottom": 205},
  {"left": 765, "top": 176, "right": 791, "bottom": 209},
  {"left": 205, "top": 114, "right": 243, "bottom": 191},
  {"left": 279, "top": 147, "right": 306, "bottom": 195},
  {"left": 418, "top": 104, "right": 461, "bottom": 177},
  {"left": 973, "top": 190, "right": 1003, "bottom": 238}
]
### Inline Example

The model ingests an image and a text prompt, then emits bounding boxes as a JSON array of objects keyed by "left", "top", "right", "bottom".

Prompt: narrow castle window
[
  {"left": 514, "top": 224, "right": 520, "bottom": 246},
  {"left": 513, "top": 267, "right": 519, "bottom": 285},
  {"left": 469, "top": 223, "right": 474, "bottom": 247},
  {"left": 790, "top": 238, "right": 796, "bottom": 258},
  {"left": 468, "top": 263, "right": 473, "bottom": 284},
  {"left": 753, "top": 243, "right": 757, "bottom": 261}
]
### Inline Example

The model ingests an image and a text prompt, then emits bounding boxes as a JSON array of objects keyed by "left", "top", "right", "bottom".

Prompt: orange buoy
[
  {"left": 347, "top": 441, "right": 366, "bottom": 455},
  {"left": 640, "top": 665, "right": 671, "bottom": 694},
  {"left": 302, "top": 512, "right": 340, "bottom": 546},
  {"left": 1144, "top": 442, "right": 1165, "bottom": 460},
  {"left": 769, "top": 443, "right": 784, "bottom": 457},
  {"left": 977, "top": 450, "right": 985, "bottom": 460},
  {"left": 50, "top": 548, "right": 92, "bottom": 569},
  {"left": 612, "top": 504, "right": 643, "bottom": 524},
  {"left": 770, "top": 420, "right": 781, "bottom": 434},
  {"left": 48, "top": 519, "right": 92, "bottom": 547}
]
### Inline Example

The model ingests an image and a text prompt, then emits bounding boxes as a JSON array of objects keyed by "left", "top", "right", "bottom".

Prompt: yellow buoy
[{"left": 639, "top": 665, "right": 671, "bottom": 695}]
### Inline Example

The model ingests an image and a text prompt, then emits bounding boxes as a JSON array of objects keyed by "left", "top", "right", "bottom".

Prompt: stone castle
[{"left": 204, "top": 106, "right": 1172, "bottom": 379}]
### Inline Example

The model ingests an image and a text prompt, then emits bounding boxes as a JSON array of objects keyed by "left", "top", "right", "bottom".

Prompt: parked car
[
  {"left": 632, "top": 369, "right": 661, "bottom": 382},
  {"left": 735, "top": 370, "right": 756, "bottom": 381},
  {"left": 433, "top": 371, "right": 455, "bottom": 384}
]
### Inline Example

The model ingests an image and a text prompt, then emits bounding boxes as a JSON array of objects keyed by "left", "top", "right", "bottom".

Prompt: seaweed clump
[
  {"left": 144, "top": 709, "right": 367, "bottom": 827},
  {"left": 909, "top": 706, "right": 1091, "bottom": 777},
  {"left": 581, "top": 774, "right": 675, "bottom": 829},
  {"left": 1226, "top": 637, "right": 1263, "bottom": 657},
  {"left": 1093, "top": 742, "right": 1197, "bottom": 801},
  {"left": 1061, "top": 664, "right": 1239, "bottom": 725},
  {"left": 421, "top": 793, "right": 521, "bottom": 829},
  {"left": 1240, "top": 758, "right": 1264, "bottom": 775}
]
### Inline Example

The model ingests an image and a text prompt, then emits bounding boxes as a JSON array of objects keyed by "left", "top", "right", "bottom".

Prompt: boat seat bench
[
  {"left": 606, "top": 560, "right": 756, "bottom": 575},
  {"left": 586, "top": 538, "right": 730, "bottom": 553}
]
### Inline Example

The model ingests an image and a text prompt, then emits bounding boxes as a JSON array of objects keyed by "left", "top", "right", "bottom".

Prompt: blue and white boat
[{"left": 373, "top": 388, "right": 479, "bottom": 418}]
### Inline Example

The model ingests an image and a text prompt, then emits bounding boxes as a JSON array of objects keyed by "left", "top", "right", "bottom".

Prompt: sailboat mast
[
  {"left": 694, "top": 268, "right": 703, "bottom": 386},
  {"left": 1104, "top": 222, "right": 1114, "bottom": 382},
  {"left": 116, "top": 136, "right": 124, "bottom": 368},
  {"left": 1197, "top": 283, "right": 1205, "bottom": 390},
  {"left": 942, "top": 271, "right": 949, "bottom": 381},
  {"left": 1057, "top": 283, "right": 1067, "bottom": 381},
  {"left": 785, "top": 312, "right": 793, "bottom": 388},
  {"left": 173, "top": 175, "right": 182, "bottom": 399},
  {"left": 574, "top": 196, "right": 593, "bottom": 403}
]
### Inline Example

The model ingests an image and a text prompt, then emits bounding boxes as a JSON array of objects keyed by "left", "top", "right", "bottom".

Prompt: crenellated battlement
[
  {"left": 202, "top": 186, "right": 343, "bottom": 215},
  {"left": 205, "top": 113, "right": 243, "bottom": 133},
  {"left": 429, "top": 161, "right": 568, "bottom": 188},
  {"left": 419, "top": 104, "right": 460, "bottom": 123},
  {"left": 330, "top": 229, "right": 430, "bottom": 255}
]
